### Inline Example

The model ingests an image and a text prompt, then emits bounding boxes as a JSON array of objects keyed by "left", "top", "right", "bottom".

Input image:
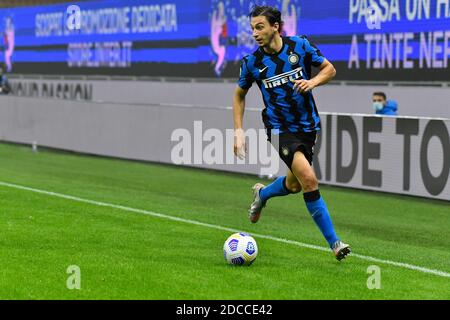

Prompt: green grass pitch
[{"left": 0, "top": 142, "right": 449, "bottom": 299}]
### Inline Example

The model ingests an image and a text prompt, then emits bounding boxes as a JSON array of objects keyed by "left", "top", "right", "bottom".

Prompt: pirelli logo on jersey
[{"left": 262, "top": 67, "right": 304, "bottom": 89}]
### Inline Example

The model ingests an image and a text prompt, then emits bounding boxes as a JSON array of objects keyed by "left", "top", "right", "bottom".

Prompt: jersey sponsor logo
[{"left": 262, "top": 67, "right": 303, "bottom": 89}]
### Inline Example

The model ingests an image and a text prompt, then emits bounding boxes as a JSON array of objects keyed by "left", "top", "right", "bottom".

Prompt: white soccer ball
[{"left": 223, "top": 233, "right": 258, "bottom": 266}]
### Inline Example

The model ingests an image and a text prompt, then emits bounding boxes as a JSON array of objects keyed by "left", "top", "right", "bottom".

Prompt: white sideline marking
[{"left": 1, "top": 180, "right": 450, "bottom": 279}]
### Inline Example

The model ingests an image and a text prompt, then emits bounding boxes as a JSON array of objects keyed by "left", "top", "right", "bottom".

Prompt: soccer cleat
[
  {"left": 248, "top": 183, "right": 266, "bottom": 223},
  {"left": 332, "top": 240, "right": 351, "bottom": 261}
]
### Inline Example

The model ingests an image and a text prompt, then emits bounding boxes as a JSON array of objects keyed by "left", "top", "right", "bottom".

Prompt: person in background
[
  {"left": 0, "top": 66, "right": 11, "bottom": 94},
  {"left": 372, "top": 92, "right": 398, "bottom": 116}
]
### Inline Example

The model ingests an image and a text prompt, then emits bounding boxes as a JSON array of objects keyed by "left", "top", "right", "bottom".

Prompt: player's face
[{"left": 250, "top": 16, "right": 278, "bottom": 47}]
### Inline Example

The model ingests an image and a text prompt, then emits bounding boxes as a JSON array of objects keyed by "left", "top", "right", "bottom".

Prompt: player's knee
[
  {"left": 300, "top": 174, "right": 318, "bottom": 192},
  {"left": 286, "top": 181, "right": 301, "bottom": 193}
]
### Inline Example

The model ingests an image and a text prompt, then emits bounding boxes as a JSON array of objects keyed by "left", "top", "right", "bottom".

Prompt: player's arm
[
  {"left": 293, "top": 59, "right": 336, "bottom": 94},
  {"left": 233, "top": 86, "right": 249, "bottom": 159}
]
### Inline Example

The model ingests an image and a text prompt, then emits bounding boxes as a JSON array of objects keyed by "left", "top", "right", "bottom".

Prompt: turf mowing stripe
[{"left": 1, "top": 180, "right": 450, "bottom": 279}]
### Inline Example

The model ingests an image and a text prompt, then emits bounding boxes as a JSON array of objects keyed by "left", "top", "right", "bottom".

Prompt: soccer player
[{"left": 232, "top": 5, "right": 351, "bottom": 261}]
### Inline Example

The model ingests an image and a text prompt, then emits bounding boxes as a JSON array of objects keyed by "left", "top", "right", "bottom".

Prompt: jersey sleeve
[
  {"left": 303, "top": 37, "right": 325, "bottom": 67},
  {"left": 237, "top": 57, "right": 254, "bottom": 90}
]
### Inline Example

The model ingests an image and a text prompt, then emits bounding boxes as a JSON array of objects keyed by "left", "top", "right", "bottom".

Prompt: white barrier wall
[
  {"left": 7, "top": 77, "right": 450, "bottom": 118},
  {"left": 313, "top": 114, "right": 449, "bottom": 199},
  {"left": 0, "top": 95, "right": 448, "bottom": 201}
]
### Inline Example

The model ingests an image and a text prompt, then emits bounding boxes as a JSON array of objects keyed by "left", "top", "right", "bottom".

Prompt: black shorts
[{"left": 267, "top": 130, "right": 317, "bottom": 169}]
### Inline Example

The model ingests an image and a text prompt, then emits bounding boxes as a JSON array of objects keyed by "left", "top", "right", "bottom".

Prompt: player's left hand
[{"left": 292, "top": 79, "right": 316, "bottom": 94}]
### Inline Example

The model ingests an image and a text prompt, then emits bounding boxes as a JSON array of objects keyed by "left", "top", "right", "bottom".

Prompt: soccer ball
[{"left": 223, "top": 233, "right": 258, "bottom": 266}]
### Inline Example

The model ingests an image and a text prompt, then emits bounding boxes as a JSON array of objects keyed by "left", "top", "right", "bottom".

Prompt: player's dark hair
[
  {"left": 248, "top": 5, "right": 284, "bottom": 34},
  {"left": 373, "top": 92, "right": 387, "bottom": 100}
]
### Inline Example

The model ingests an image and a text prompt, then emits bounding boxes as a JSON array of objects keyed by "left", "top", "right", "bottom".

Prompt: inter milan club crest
[
  {"left": 282, "top": 147, "right": 290, "bottom": 157},
  {"left": 288, "top": 53, "right": 299, "bottom": 65}
]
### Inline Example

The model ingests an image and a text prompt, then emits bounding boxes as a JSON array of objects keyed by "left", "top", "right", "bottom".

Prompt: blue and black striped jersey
[{"left": 238, "top": 36, "right": 325, "bottom": 133}]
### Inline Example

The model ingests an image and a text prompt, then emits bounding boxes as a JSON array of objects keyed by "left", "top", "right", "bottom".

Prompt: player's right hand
[
  {"left": 292, "top": 79, "right": 316, "bottom": 94},
  {"left": 233, "top": 129, "right": 246, "bottom": 160}
]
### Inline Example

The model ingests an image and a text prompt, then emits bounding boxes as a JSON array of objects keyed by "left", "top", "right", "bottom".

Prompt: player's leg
[
  {"left": 249, "top": 171, "right": 298, "bottom": 223},
  {"left": 285, "top": 169, "right": 302, "bottom": 193},
  {"left": 291, "top": 151, "right": 351, "bottom": 260},
  {"left": 248, "top": 176, "right": 290, "bottom": 223},
  {"left": 259, "top": 169, "right": 301, "bottom": 201}
]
